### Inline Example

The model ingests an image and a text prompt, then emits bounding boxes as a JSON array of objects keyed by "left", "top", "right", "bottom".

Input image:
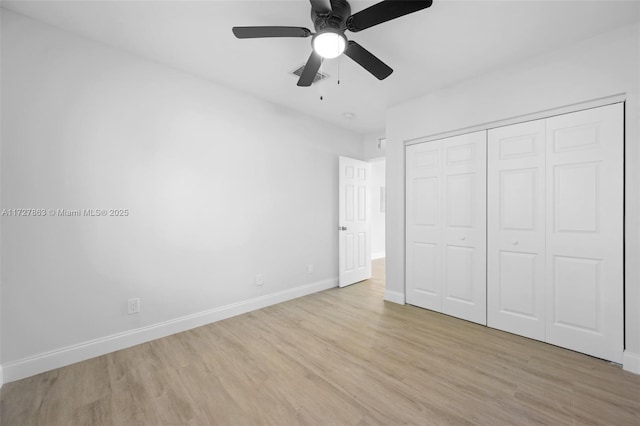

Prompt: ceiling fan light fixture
[
  {"left": 232, "top": 0, "right": 434, "bottom": 86},
  {"left": 312, "top": 30, "right": 347, "bottom": 59}
]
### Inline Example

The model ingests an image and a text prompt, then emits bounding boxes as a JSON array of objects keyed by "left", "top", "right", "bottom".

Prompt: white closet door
[
  {"left": 441, "top": 132, "right": 487, "bottom": 325},
  {"left": 545, "top": 103, "right": 623, "bottom": 363},
  {"left": 488, "top": 120, "right": 546, "bottom": 340},
  {"left": 406, "top": 141, "right": 443, "bottom": 311}
]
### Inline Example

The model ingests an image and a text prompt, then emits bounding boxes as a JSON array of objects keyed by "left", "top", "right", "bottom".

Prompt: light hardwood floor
[{"left": 2, "top": 259, "right": 640, "bottom": 425}]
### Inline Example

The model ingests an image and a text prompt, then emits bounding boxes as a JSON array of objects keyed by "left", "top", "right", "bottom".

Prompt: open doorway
[
  {"left": 370, "top": 158, "right": 386, "bottom": 260},
  {"left": 369, "top": 157, "right": 385, "bottom": 292},
  {"left": 366, "top": 135, "right": 386, "bottom": 288},
  {"left": 337, "top": 151, "right": 384, "bottom": 288}
]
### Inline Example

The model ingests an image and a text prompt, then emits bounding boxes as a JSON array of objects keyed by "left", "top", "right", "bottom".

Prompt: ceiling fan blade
[
  {"left": 347, "top": 0, "right": 433, "bottom": 32},
  {"left": 297, "top": 51, "right": 323, "bottom": 87},
  {"left": 344, "top": 41, "right": 393, "bottom": 80},
  {"left": 232, "top": 26, "right": 312, "bottom": 39},
  {"left": 310, "top": 0, "right": 332, "bottom": 14}
]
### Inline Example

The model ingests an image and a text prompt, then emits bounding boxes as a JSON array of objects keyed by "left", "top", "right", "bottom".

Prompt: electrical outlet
[
  {"left": 255, "top": 274, "right": 264, "bottom": 286},
  {"left": 307, "top": 264, "right": 314, "bottom": 274},
  {"left": 127, "top": 298, "right": 140, "bottom": 315}
]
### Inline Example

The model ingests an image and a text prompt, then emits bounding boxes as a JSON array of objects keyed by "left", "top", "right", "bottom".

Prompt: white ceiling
[{"left": 3, "top": 0, "right": 640, "bottom": 134}]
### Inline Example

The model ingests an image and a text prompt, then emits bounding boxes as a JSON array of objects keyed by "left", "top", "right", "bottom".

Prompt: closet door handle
[
  {"left": 512, "top": 239, "right": 519, "bottom": 245},
  {"left": 460, "top": 235, "right": 466, "bottom": 241}
]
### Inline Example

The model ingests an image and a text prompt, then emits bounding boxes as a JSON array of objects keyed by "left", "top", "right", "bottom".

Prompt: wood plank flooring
[{"left": 2, "top": 259, "right": 640, "bottom": 425}]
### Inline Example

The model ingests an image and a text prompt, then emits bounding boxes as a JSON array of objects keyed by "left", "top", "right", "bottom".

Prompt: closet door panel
[
  {"left": 546, "top": 103, "right": 623, "bottom": 363},
  {"left": 441, "top": 131, "right": 487, "bottom": 325},
  {"left": 406, "top": 142, "right": 443, "bottom": 311},
  {"left": 488, "top": 120, "right": 546, "bottom": 340}
]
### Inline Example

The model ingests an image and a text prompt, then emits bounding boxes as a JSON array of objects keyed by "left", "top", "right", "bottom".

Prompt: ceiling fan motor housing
[{"left": 311, "top": 0, "right": 351, "bottom": 32}]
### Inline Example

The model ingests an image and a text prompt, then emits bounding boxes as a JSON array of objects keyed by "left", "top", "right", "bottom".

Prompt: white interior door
[
  {"left": 406, "top": 141, "right": 443, "bottom": 311},
  {"left": 441, "top": 132, "right": 487, "bottom": 325},
  {"left": 488, "top": 120, "right": 546, "bottom": 340},
  {"left": 406, "top": 132, "right": 486, "bottom": 325},
  {"left": 545, "top": 104, "right": 623, "bottom": 363},
  {"left": 339, "top": 156, "right": 371, "bottom": 287}
]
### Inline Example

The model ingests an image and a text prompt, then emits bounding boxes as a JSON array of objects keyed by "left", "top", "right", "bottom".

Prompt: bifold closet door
[
  {"left": 406, "top": 131, "right": 486, "bottom": 325},
  {"left": 441, "top": 132, "right": 487, "bottom": 324},
  {"left": 488, "top": 120, "right": 546, "bottom": 341},
  {"left": 545, "top": 104, "right": 623, "bottom": 363},
  {"left": 487, "top": 103, "right": 623, "bottom": 362},
  {"left": 406, "top": 140, "right": 443, "bottom": 311}
]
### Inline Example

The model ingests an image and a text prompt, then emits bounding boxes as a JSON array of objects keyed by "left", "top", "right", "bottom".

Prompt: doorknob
[
  {"left": 339, "top": 226, "right": 347, "bottom": 231},
  {"left": 460, "top": 235, "right": 466, "bottom": 240},
  {"left": 512, "top": 239, "right": 519, "bottom": 245}
]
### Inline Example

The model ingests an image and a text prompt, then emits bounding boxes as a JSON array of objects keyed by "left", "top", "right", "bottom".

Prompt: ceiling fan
[{"left": 232, "top": 0, "right": 433, "bottom": 87}]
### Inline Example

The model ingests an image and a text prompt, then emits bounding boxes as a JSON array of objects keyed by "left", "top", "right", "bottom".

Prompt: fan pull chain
[
  {"left": 319, "top": 60, "right": 324, "bottom": 100},
  {"left": 337, "top": 57, "right": 341, "bottom": 85}
]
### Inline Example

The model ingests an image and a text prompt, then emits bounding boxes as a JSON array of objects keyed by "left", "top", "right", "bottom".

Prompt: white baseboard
[
  {"left": 3, "top": 278, "right": 338, "bottom": 384},
  {"left": 623, "top": 351, "right": 640, "bottom": 375},
  {"left": 384, "top": 289, "right": 405, "bottom": 305},
  {"left": 372, "top": 252, "right": 386, "bottom": 260}
]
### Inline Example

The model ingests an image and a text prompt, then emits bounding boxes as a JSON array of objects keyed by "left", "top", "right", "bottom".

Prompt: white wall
[
  {"left": 386, "top": 23, "right": 640, "bottom": 372},
  {"left": 0, "top": 10, "right": 363, "bottom": 381},
  {"left": 370, "top": 159, "right": 385, "bottom": 259}
]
